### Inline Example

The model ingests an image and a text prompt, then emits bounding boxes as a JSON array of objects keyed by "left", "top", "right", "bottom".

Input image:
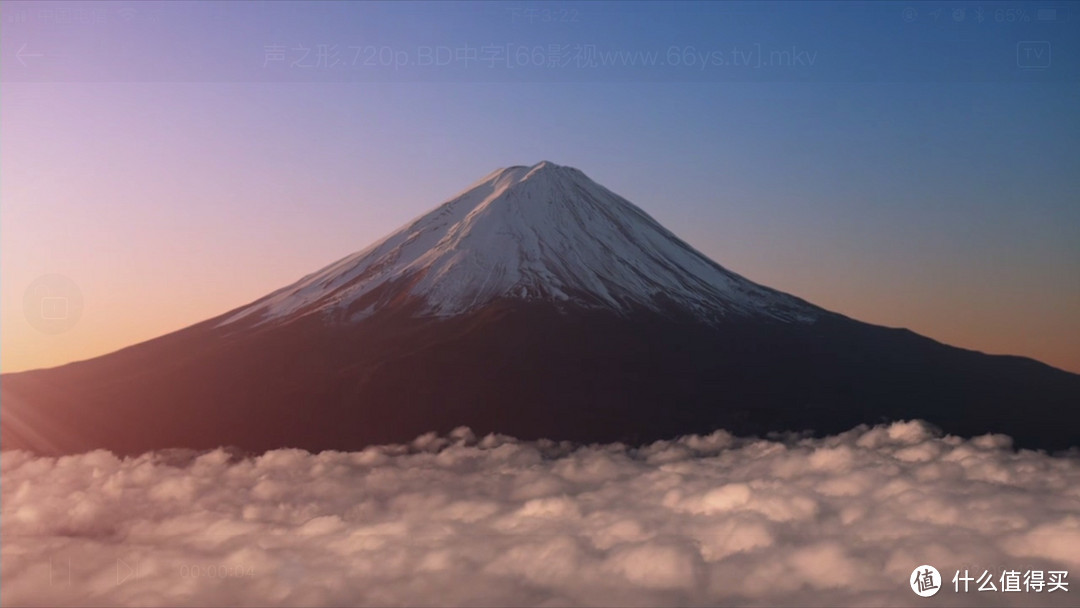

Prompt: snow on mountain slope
[{"left": 219, "top": 161, "right": 822, "bottom": 327}]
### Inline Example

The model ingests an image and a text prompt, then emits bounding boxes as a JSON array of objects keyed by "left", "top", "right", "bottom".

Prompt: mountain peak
[
  {"left": 502, "top": 160, "right": 566, "bottom": 172},
  {"left": 218, "top": 164, "right": 821, "bottom": 327},
  {"left": 482, "top": 161, "right": 582, "bottom": 194},
  {"left": 524, "top": 159, "right": 574, "bottom": 174}
]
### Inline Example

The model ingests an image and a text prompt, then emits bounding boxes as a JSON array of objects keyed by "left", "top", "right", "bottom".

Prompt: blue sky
[{"left": 2, "top": 1, "right": 1079, "bottom": 373}]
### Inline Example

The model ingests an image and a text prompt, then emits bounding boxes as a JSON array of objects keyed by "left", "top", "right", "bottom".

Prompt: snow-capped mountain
[
  {"left": 3, "top": 162, "right": 1079, "bottom": 456},
  {"left": 220, "top": 161, "right": 818, "bottom": 326}
]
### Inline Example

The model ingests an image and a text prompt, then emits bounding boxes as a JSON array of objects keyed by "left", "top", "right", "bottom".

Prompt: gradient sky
[{"left": 2, "top": 1, "right": 1079, "bottom": 374}]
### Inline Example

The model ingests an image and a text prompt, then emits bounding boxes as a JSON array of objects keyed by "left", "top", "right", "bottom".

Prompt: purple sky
[{"left": 2, "top": 1, "right": 1078, "bottom": 373}]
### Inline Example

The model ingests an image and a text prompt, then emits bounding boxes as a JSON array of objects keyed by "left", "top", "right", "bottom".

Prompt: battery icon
[{"left": 1036, "top": 8, "right": 1057, "bottom": 21}]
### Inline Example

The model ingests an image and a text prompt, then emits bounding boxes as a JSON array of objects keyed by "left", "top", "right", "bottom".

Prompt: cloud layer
[{"left": 3, "top": 421, "right": 1078, "bottom": 606}]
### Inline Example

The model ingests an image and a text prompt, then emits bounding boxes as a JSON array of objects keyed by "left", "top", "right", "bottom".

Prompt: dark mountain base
[{"left": 3, "top": 302, "right": 1079, "bottom": 456}]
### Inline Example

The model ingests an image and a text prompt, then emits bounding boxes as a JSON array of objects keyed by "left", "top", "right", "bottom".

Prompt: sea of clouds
[{"left": 3, "top": 420, "right": 1078, "bottom": 607}]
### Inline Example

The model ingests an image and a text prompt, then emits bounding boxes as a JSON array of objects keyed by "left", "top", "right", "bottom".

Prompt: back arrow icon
[
  {"left": 116, "top": 558, "right": 138, "bottom": 585},
  {"left": 16, "top": 43, "right": 44, "bottom": 67}
]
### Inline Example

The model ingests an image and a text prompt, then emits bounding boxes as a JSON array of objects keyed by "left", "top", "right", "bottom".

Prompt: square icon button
[
  {"left": 1017, "top": 41, "right": 1051, "bottom": 69},
  {"left": 41, "top": 296, "right": 70, "bottom": 320}
]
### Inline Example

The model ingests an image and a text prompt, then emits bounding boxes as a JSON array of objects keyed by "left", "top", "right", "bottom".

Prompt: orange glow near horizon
[{"left": 5, "top": 245, "right": 1079, "bottom": 376}]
